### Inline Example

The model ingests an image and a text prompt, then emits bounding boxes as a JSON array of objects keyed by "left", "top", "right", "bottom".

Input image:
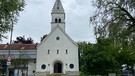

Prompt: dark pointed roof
[{"left": 52, "top": 0, "right": 64, "bottom": 14}]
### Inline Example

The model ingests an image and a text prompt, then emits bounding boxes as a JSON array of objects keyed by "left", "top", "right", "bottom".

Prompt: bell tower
[{"left": 51, "top": 0, "right": 65, "bottom": 31}]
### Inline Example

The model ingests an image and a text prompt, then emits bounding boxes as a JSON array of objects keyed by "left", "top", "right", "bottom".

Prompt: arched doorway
[{"left": 54, "top": 62, "right": 62, "bottom": 73}]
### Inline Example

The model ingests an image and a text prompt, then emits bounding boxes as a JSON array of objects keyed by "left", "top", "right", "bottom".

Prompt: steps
[{"left": 49, "top": 73, "right": 67, "bottom": 76}]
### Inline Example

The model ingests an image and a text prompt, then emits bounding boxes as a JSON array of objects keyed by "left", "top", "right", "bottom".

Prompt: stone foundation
[
  {"left": 35, "top": 71, "right": 79, "bottom": 76},
  {"left": 66, "top": 71, "right": 79, "bottom": 76},
  {"left": 35, "top": 71, "right": 50, "bottom": 76}
]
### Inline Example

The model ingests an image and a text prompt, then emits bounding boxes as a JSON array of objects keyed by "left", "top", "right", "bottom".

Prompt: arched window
[
  {"left": 55, "top": 18, "right": 57, "bottom": 23},
  {"left": 57, "top": 50, "right": 59, "bottom": 54},
  {"left": 48, "top": 50, "right": 50, "bottom": 54},
  {"left": 59, "top": 19, "right": 61, "bottom": 23},
  {"left": 57, "top": 7, "right": 59, "bottom": 9},
  {"left": 66, "top": 49, "right": 68, "bottom": 54}
]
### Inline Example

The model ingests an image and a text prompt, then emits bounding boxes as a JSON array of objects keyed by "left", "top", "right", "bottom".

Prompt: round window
[
  {"left": 41, "top": 64, "right": 46, "bottom": 69},
  {"left": 69, "top": 64, "right": 74, "bottom": 69},
  {"left": 56, "top": 37, "right": 60, "bottom": 40}
]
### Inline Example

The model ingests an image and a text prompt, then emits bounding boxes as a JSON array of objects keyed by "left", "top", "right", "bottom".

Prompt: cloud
[
  {"left": 26, "top": 0, "right": 45, "bottom": 5},
  {"left": 2, "top": 0, "right": 96, "bottom": 44}
]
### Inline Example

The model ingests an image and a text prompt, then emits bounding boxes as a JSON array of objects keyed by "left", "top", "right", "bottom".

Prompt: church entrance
[{"left": 54, "top": 62, "right": 62, "bottom": 73}]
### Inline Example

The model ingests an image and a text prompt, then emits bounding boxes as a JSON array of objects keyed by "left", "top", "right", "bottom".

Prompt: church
[{"left": 35, "top": 0, "right": 79, "bottom": 76}]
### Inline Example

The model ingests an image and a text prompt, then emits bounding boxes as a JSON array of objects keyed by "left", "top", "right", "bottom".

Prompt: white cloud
[{"left": 2, "top": 0, "right": 96, "bottom": 44}]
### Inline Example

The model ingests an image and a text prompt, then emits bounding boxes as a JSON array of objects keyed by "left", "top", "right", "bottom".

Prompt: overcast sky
[{"left": 2, "top": 0, "right": 96, "bottom": 44}]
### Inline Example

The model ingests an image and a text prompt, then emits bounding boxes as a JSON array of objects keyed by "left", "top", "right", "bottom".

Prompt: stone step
[{"left": 49, "top": 73, "right": 67, "bottom": 76}]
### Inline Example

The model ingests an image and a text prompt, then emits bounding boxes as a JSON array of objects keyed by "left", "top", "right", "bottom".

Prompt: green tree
[
  {"left": 77, "top": 41, "right": 89, "bottom": 71},
  {"left": 78, "top": 38, "right": 120, "bottom": 75},
  {"left": 90, "top": 0, "right": 135, "bottom": 39},
  {"left": 41, "top": 34, "right": 48, "bottom": 42},
  {"left": 0, "top": 56, "right": 6, "bottom": 75},
  {"left": 90, "top": 0, "right": 135, "bottom": 73},
  {"left": 0, "top": 0, "right": 25, "bottom": 41}
]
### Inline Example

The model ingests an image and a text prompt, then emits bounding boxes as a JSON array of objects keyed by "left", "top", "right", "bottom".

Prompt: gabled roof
[
  {"left": 38, "top": 25, "right": 78, "bottom": 47},
  {"left": 0, "top": 44, "right": 37, "bottom": 50}
]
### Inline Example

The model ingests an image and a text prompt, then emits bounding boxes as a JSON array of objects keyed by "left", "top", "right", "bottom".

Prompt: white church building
[{"left": 35, "top": 0, "right": 79, "bottom": 76}]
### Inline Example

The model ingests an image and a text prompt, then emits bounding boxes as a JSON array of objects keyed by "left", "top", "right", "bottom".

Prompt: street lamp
[{"left": 5, "top": 10, "right": 14, "bottom": 76}]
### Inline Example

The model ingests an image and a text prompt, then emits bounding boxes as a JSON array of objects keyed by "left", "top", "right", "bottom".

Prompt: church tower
[
  {"left": 51, "top": 0, "right": 65, "bottom": 31},
  {"left": 35, "top": 0, "right": 79, "bottom": 76}
]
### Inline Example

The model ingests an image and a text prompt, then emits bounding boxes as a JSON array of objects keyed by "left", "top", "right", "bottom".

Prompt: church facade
[{"left": 35, "top": 0, "right": 79, "bottom": 76}]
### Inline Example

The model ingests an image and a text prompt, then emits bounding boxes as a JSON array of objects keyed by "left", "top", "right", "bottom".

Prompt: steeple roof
[{"left": 52, "top": 0, "right": 64, "bottom": 14}]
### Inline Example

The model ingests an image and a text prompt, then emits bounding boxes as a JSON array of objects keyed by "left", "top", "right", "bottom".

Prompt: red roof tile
[{"left": 0, "top": 44, "right": 37, "bottom": 50}]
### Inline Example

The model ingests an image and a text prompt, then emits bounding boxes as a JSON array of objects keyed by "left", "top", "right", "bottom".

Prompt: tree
[
  {"left": 0, "top": 57, "right": 6, "bottom": 75},
  {"left": 78, "top": 39, "right": 120, "bottom": 75},
  {"left": 14, "top": 36, "right": 34, "bottom": 44},
  {"left": 0, "top": 0, "right": 25, "bottom": 41},
  {"left": 90, "top": 0, "right": 135, "bottom": 73},
  {"left": 41, "top": 34, "right": 48, "bottom": 42},
  {"left": 78, "top": 38, "right": 135, "bottom": 75},
  {"left": 77, "top": 41, "right": 89, "bottom": 71},
  {"left": 90, "top": 0, "right": 135, "bottom": 42}
]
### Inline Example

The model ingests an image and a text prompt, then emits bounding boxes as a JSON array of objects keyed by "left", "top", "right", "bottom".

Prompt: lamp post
[{"left": 6, "top": 12, "right": 13, "bottom": 76}]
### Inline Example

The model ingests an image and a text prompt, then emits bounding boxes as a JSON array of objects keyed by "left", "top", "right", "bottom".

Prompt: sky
[{"left": 2, "top": 0, "right": 96, "bottom": 44}]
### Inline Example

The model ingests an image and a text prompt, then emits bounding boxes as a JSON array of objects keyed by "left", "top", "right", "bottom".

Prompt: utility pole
[{"left": 6, "top": 12, "right": 13, "bottom": 76}]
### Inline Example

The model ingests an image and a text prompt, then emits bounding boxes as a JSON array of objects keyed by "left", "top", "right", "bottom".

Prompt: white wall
[
  {"left": 28, "top": 60, "right": 36, "bottom": 76},
  {"left": 51, "top": 14, "right": 65, "bottom": 30},
  {"left": 36, "top": 27, "right": 79, "bottom": 74}
]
